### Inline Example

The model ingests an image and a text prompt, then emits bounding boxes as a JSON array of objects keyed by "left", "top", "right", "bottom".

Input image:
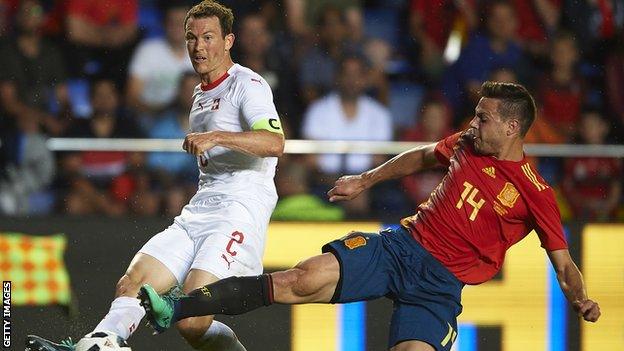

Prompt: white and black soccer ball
[{"left": 75, "top": 332, "right": 132, "bottom": 351}]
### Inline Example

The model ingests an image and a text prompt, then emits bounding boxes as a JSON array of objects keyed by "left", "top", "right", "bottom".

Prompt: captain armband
[{"left": 251, "top": 118, "right": 284, "bottom": 135}]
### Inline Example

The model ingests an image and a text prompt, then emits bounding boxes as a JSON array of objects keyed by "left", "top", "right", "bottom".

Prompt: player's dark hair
[
  {"left": 480, "top": 81, "right": 536, "bottom": 137},
  {"left": 184, "top": 0, "right": 234, "bottom": 38}
]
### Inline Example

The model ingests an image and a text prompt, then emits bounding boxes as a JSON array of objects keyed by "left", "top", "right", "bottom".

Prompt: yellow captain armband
[{"left": 251, "top": 117, "right": 284, "bottom": 135}]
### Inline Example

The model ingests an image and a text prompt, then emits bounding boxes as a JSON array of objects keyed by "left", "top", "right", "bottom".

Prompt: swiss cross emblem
[{"left": 210, "top": 98, "right": 221, "bottom": 111}]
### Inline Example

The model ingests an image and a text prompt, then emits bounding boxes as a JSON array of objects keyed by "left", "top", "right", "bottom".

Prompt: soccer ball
[{"left": 75, "top": 332, "right": 132, "bottom": 351}]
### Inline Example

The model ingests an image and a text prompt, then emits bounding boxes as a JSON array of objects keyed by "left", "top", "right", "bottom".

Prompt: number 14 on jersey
[{"left": 456, "top": 181, "right": 485, "bottom": 221}]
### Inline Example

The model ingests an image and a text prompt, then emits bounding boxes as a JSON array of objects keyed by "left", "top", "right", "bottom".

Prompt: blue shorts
[{"left": 322, "top": 226, "right": 464, "bottom": 350}]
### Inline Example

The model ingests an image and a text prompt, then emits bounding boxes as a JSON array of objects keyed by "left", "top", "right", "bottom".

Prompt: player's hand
[
  {"left": 327, "top": 174, "right": 368, "bottom": 202},
  {"left": 183, "top": 132, "right": 217, "bottom": 156},
  {"left": 573, "top": 299, "right": 601, "bottom": 322}
]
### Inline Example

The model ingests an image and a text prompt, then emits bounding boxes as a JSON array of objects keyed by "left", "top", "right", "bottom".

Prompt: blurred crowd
[{"left": 0, "top": 0, "right": 623, "bottom": 222}]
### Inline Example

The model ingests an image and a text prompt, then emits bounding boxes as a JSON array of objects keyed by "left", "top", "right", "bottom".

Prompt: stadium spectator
[
  {"left": 272, "top": 160, "right": 345, "bottom": 221},
  {"left": 285, "top": 0, "right": 363, "bottom": 42},
  {"left": 0, "top": 0, "right": 70, "bottom": 136},
  {"left": 301, "top": 55, "right": 393, "bottom": 216},
  {"left": 489, "top": 66, "right": 518, "bottom": 84},
  {"left": 442, "top": 0, "right": 529, "bottom": 124},
  {"left": 511, "top": 0, "right": 562, "bottom": 57},
  {"left": 561, "top": 109, "right": 622, "bottom": 221},
  {"left": 605, "top": 34, "right": 624, "bottom": 137},
  {"left": 400, "top": 99, "right": 454, "bottom": 208},
  {"left": 234, "top": 12, "right": 300, "bottom": 130},
  {"left": 126, "top": 4, "right": 193, "bottom": 123},
  {"left": 561, "top": 0, "right": 624, "bottom": 57},
  {"left": 65, "top": 0, "right": 138, "bottom": 85},
  {"left": 60, "top": 78, "right": 143, "bottom": 216},
  {"left": 537, "top": 31, "right": 585, "bottom": 142},
  {"left": 363, "top": 38, "right": 392, "bottom": 105},
  {"left": 0, "top": 113, "right": 55, "bottom": 215},
  {"left": 298, "top": 5, "right": 362, "bottom": 106},
  {"left": 406, "top": 0, "right": 477, "bottom": 82},
  {"left": 146, "top": 72, "right": 199, "bottom": 216}
]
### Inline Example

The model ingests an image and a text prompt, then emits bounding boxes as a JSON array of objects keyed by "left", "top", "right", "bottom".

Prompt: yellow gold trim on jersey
[
  {"left": 493, "top": 202, "right": 508, "bottom": 216},
  {"left": 400, "top": 216, "right": 414, "bottom": 228},
  {"left": 482, "top": 166, "right": 496, "bottom": 178},
  {"left": 521, "top": 163, "right": 548, "bottom": 191},
  {"left": 497, "top": 182, "right": 520, "bottom": 208}
]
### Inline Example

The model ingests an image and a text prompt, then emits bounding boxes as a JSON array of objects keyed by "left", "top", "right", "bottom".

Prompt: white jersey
[{"left": 188, "top": 63, "right": 280, "bottom": 208}]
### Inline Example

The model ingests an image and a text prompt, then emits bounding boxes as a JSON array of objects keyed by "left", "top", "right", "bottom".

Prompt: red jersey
[
  {"left": 402, "top": 133, "right": 568, "bottom": 284},
  {"left": 67, "top": 0, "right": 137, "bottom": 26}
]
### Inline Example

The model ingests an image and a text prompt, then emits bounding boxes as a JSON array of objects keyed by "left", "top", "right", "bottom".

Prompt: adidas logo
[{"left": 482, "top": 166, "right": 496, "bottom": 178}]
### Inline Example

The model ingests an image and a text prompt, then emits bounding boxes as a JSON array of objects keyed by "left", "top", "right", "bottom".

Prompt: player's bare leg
[
  {"left": 176, "top": 269, "right": 246, "bottom": 351},
  {"left": 93, "top": 253, "right": 178, "bottom": 336},
  {"left": 27, "top": 253, "right": 177, "bottom": 350},
  {"left": 271, "top": 252, "right": 340, "bottom": 304},
  {"left": 140, "top": 252, "right": 341, "bottom": 332},
  {"left": 390, "top": 340, "right": 435, "bottom": 351}
]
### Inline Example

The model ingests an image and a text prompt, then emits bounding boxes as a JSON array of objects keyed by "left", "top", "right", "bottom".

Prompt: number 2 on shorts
[{"left": 225, "top": 231, "right": 245, "bottom": 256}]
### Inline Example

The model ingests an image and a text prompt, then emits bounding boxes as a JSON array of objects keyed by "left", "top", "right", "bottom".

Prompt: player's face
[
  {"left": 467, "top": 98, "right": 509, "bottom": 156},
  {"left": 185, "top": 16, "right": 234, "bottom": 77}
]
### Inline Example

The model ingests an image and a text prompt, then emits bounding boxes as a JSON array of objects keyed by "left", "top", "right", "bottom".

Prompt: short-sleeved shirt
[
  {"left": 189, "top": 63, "right": 282, "bottom": 207},
  {"left": 402, "top": 132, "right": 568, "bottom": 284},
  {"left": 301, "top": 93, "right": 393, "bottom": 174},
  {"left": 128, "top": 38, "right": 194, "bottom": 108}
]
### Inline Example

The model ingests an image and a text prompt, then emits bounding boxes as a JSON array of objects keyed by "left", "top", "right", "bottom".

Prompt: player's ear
[
  {"left": 225, "top": 33, "right": 235, "bottom": 51},
  {"left": 506, "top": 118, "right": 520, "bottom": 136}
]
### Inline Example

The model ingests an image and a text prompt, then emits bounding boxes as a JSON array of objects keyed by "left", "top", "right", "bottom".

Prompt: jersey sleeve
[
  {"left": 434, "top": 132, "right": 462, "bottom": 166},
  {"left": 237, "top": 76, "right": 283, "bottom": 134},
  {"left": 531, "top": 188, "right": 568, "bottom": 251}
]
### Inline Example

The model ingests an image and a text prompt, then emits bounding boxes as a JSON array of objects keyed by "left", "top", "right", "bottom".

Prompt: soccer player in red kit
[{"left": 139, "top": 82, "right": 600, "bottom": 351}]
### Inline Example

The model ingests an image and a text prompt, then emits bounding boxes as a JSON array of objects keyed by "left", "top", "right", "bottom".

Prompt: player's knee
[
  {"left": 176, "top": 317, "right": 213, "bottom": 348},
  {"left": 115, "top": 271, "right": 143, "bottom": 297}
]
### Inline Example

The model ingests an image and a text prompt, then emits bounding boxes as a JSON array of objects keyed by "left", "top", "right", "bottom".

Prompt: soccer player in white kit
[{"left": 26, "top": 1, "right": 284, "bottom": 350}]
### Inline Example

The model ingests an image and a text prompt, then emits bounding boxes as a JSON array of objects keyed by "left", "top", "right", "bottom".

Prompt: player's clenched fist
[
  {"left": 573, "top": 299, "right": 601, "bottom": 322},
  {"left": 183, "top": 132, "right": 218, "bottom": 156},
  {"left": 328, "top": 174, "right": 368, "bottom": 202}
]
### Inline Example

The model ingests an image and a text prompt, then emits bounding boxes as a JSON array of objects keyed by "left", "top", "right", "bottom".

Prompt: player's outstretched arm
[
  {"left": 183, "top": 130, "right": 285, "bottom": 157},
  {"left": 328, "top": 142, "right": 439, "bottom": 202},
  {"left": 547, "top": 249, "right": 601, "bottom": 322}
]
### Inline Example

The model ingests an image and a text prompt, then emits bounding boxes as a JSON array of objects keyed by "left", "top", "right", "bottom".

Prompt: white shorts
[{"left": 139, "top": 196, "right": 271, "bottom": 284}]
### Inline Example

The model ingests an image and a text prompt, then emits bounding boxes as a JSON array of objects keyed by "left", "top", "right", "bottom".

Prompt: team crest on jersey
[
  {"left": 497, "top": 182, "right": 520, "bottom": 208},
  {"left": 482, "top": 166, "right": 496, "bottom": 178},
  {"left": 343, "top": 235, "right": 367, "bottom": 250}
]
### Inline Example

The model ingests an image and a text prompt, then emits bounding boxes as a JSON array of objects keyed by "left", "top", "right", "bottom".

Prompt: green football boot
[
  {"left": 25, "top": 335, "right": 75, "bottom": 351},
  {"left": 138, "top": 284, "right": 184, "bottom": 334}
]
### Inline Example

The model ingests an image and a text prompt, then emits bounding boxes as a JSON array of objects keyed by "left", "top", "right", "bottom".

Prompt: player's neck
[
  {"left": 494, "top": 138, "right": 524, "bottom": 162},
  {"left": 201, "top": 59, "right": 234, "bottom": 85}
]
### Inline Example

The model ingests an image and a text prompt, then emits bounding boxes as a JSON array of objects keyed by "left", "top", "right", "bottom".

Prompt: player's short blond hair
[{"left": 184, "top": 0, "right": 234, "bottom": 37}]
